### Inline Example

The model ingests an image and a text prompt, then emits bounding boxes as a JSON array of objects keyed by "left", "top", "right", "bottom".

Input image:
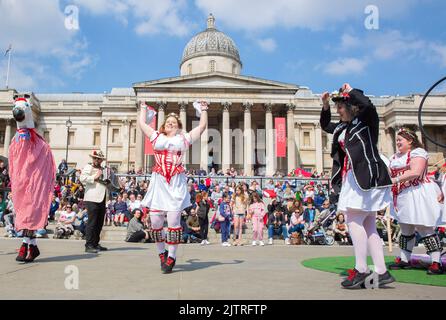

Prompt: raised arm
[
  {"left": 320, "top": 92, "right": 338, "bottom": 134},
  {"left": 138, "top": 102, "right": 157, "bottom": 139},
  {"left": 188, "top": 101, "right": 208, "bottom": 143}
]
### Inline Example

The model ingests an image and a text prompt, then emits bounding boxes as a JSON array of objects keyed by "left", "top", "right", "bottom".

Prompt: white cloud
[
  {"left": 430, "top": 44, "right": 446, "bottom": 67},
  {"left": 0, "top": 0, "right": 93, "bottom": 91},
  {"left": 337, "top": 30, "right": 446, "bottom": 69},
  {"left": 257, "top": 38, "right": 277, "bottom": 53},
  {"left": 0, "top": 57, "right": 65, "bottom": 91},
  {"left": 323, "top": 58, "right": 368, "bottom": 75},
  {"left": 340, "top": 34, "right": 360, "bottom": 50},
  {"left": 73, "top": 0, "right": 193, "bottom": 37},
  {"left": 194, "top": 0, "right": 418, "bottom": 32}
]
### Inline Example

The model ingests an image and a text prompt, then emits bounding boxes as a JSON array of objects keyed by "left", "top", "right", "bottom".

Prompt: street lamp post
[{"left": 65, "top": 117, "right": 72, "bottom": 182}]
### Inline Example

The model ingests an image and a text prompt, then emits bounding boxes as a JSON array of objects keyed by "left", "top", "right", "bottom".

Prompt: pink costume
[
  {"left": 9, "top": 98, "right": 55, "bottom": 232},
  {"left": 9, "top": 96, "right": 55, "bottom": 263},
  {"left": 248, "top": 202, "right": 266, "bottom": 241}
]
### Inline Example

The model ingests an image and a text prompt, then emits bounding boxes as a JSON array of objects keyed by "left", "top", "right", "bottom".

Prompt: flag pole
[{"left": 5, "top": 46, "right": 12, "bottom": 89}]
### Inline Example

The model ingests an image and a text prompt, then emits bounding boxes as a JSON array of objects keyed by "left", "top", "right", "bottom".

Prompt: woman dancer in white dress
[
  {"left": 388, "top": 128, "right": 445, "bottom": 275},
  {"left": 320, "top": 83, "right": 395, "bottom": 289},
  {"left": 139, "top": 101, "right": 208, "bottom": 273}
]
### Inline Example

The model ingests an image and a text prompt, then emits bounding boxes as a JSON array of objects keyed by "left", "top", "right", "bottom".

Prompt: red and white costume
[
  {"left": 141, "top": 130, "right": 192, "bottom": 212},
  {"left": 10, "top": 96, "right": 55, "bottom": 263},
  {"left": 389, "top": 147, "right": 445, "bottom": 272},
  {"left": 389, "top": 148, "right": 445, "bottom": 226},
  {"left": 140, "top": 102, "right": 205, "bottom": 273}
]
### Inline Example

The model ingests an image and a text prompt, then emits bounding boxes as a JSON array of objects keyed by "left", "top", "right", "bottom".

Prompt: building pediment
[{"left": 133, "top": 72, "right": 299, "bottom": 93}]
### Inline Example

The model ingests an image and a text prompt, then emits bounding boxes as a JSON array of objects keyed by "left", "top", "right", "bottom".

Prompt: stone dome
[{"left": 181, "top": 14, "right": 242, "bottom": 66}]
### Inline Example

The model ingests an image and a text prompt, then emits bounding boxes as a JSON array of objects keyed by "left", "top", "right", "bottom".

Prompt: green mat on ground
[{"left": 302, "top": 256, "right": 446, "bottom": 287}]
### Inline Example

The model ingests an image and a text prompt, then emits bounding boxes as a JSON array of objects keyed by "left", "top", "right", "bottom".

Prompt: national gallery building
[{"left": 0, "top": 15, "right": 445, "bottom": 176}]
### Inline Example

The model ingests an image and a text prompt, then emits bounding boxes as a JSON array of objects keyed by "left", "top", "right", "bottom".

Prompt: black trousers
[
  {"left": 199, "top": 217, "right": 209, "bottom": 240},
  {"left": 126, "top": 230, "right": 146, "bottom": 243},
  {"left": 85, "top": 197, "right": 106, "bottom": 248}
]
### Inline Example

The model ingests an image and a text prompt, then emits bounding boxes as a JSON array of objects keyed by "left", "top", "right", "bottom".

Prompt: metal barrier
[{"left": 115, "top": 174, "right": 331, "bottom": 190}]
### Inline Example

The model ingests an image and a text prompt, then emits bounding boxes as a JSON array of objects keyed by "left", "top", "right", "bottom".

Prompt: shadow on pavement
[
  {"left": 36, "top": 254, "right": 99, "bottom": 263},
  {"left": 174, "top": 259, "right": 244, "bottom": 272},
  {"left": 106, "top": 247, "right": 147, "bottom": 252}
]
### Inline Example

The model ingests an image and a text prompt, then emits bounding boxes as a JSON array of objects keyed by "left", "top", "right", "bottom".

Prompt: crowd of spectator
[{"left": 2, "top": 159, "right": 444, "bottom": 249}]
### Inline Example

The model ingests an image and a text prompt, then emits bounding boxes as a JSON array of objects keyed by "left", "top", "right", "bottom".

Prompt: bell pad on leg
[
  {"left": 399, "top": 233, "right": 416, "bottom": 252},
  {"left": 421, "top": 234, "right": 442, "bottom": 254},
  {"left": 166, "top": 227, "right": 183, "bottom": 245},
  {"left": 149, "top": 228, "right": 165, "bottom": 243}
]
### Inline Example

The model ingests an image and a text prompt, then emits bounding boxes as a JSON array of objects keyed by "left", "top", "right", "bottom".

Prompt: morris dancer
[
  {"left": 320, "top": 83, "right": 395, "bottom": 289},
  {"left": 139, "top": 101, "right": 208, "bottom": 273},
  {"left": 10, "top": 95, "right": 55, "bottom": 263},
  {"left": 388, "top": 128, "right": 445, "bottom": 274}
]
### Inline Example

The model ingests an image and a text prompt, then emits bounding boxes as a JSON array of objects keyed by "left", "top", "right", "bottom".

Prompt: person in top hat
[
  {"left": 320, "top": 83, "right": 395, "bottom": 289},
  {"left": 80, "top": 150, "right": 108, "bottom": 253}
]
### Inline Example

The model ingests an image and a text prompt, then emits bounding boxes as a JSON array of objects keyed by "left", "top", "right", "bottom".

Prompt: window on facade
[
  {"left": 232, "top": 64, "right": 236, "bottom": 74},
  {"left": 108, "top": 162, "right": 120, "bottom": 171},
  {"left": 303, "top": 131, "right": 311, "bottom": 147},
  {"left": 43, "top": 131, "right": 50, "bottom": 143},
  {"left": 93, "top": 131, "right": 100, "bottom": 146},
  {"left": 322, "top": 134, "right": 328, "bottom": 150},
  {"left": 0, "top": 132, "right": 4, "bottom": 145},
  {"left": 188, "top": 64, "right": 192, "bottom": 75},
  {"left": 68, "top": 131, "right": 75, "bottom": 146},
  {"left": 210, "top": 60, "right": 216, "bottom": 72},
  {"left": 133, "top": 128, "right": 136, "bottom": 144},
  {"left": 112, "top": 128, "right": 119, "bottom": 143}
]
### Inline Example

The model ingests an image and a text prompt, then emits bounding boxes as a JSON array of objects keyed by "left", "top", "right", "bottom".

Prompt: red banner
[
  {"left": 275, "top": 117, "right": 286, "bottom": 158},
  {"left": 144, "top": 106, "right": 157, "bottom": 155}
]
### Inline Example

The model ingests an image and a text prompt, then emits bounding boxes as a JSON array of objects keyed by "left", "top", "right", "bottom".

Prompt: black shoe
[
  {"left": 95, "top": 245, "right": 108, "bottom": 251},
  {"left": 85, "top": 246, "right": 99, "bottom": 254},
  {"left": 389, "top": 257, "right": 412, "bottom": 270},
  {"left": 427, "top": 262, "right": 444, "bottom": 275},
  {"left": 341, "top": 269, "right": 372, "bottom": 289},
  {"left": 159, "top": 250, "right": 168, "bottom": 268},
  {"left": 365, "top": 271, "right": 396, "bottom": 288},
  {"left": 161, "top": 256, "right": 176, "bottom": 274}
]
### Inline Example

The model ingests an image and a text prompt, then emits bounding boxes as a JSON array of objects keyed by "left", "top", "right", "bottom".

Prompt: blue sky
[{"left": 1, "top": 0, "right": 446, "bottom": 96}]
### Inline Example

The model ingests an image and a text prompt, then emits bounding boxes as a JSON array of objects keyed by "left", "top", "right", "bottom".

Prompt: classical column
[
  {"left": 122, "top": 118, "right": 131, "bottom": 172},
  {"left": 100, "top": 118, "right": 109, "bottom": 159},
  {"left": 295, "top": 122, "right": 301, "bottom": 167},
  {"left": 157, "top": 101, "right": 166, "bottom": 130},
  {"left": 222, "top": 102, "right": 232, "bottom": 172},
  {"left": 243, "top": 102, "right": 253, "bottom": 176},
  {"left": 200, "top": 103, "right": 209, "bottom": 172},
  {"left": 286, "top": 103, "right": 296, "bottom": 174},
  {"left": 3, "top": 119, "right": 12, "bottom": 157},
  {"left": 179, "top": 102, "right": 188, "bottom": 165},
  {"left": 314, "top": 122, "right": 323, "bottom": 173},
  {"left": 264, "top": 103, "right": 275, "bottom": 176},
  {"left": 384, "top": 127, "right": 394, "bottom": 156},
  {"left": 414, "top": 125, "right": 423, "bottom": 143},
  {"left": 135, "top": 104, "right": 145, "bottom": 172}
]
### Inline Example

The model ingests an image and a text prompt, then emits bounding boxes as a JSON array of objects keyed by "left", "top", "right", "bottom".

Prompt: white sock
[
  {"left": 430, "top": 251, "right": 441, "bottom": 264},
  {"left": 168, "top": 244, "right": 178, "bottom": 259},
  {"left": 156, "top": 242, "right": 166, "bottom": 255},
  {"left": 30, "top": 238, "right": 37, "bottom": 246},
  {"left": 23, "top": 237, "right": 30, "bottom": 244}
]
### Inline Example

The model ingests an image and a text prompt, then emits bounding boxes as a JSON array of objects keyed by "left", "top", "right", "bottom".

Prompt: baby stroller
[{"left": 302, "top": 207, "right": 337, "bottom": 246}]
